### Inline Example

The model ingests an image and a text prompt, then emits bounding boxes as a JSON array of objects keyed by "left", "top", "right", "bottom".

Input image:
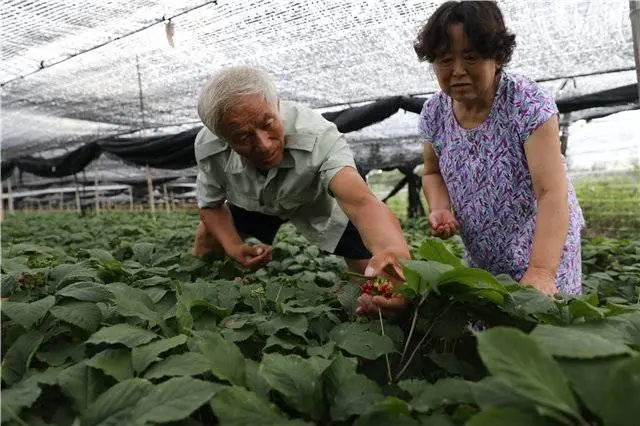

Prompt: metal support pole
[
  {"left": 631, "top": 0, "right": 640, "bottom": 100},
  {"left": 75, "top": 186, "right": 81, "bottom": 213},
  {"left": 7, "top": 179, "right": 14, "bottom": 214},
  {"left": 146, "top": 165, "right": 156, "bottom": 218},
  {"left": 163, "top": 184, "right": 171, "bottom": 213},
  {"left": 129, "top": 186, "right": 134, "bottom": 211},
  {"left": 94, "top": 175, "right": 100, "bottom": 214},
  {"left": 560, "top": 112, "right": 571, "bottom": 157},
  {"left": 0, "top": 180, "right": 4, "bottom": 222}
]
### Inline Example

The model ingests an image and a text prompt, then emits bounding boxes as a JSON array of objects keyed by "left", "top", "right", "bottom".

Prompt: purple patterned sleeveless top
[{"left": 418, "top": 71, "right": 585, "bottom": 295}]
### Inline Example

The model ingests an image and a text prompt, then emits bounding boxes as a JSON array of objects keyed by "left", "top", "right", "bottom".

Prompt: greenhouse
[{"left": 1, "top": 0, "right": 639, "bottom": 425}]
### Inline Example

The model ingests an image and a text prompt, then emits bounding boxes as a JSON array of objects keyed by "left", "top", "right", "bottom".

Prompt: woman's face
[{"left": 432, "top": 23, "right": 500, "bottom": 105}]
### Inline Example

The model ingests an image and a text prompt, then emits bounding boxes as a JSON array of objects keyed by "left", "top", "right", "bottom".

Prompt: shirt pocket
[{"left": 226, "top": 187, "right": 259, "bottom": 211}]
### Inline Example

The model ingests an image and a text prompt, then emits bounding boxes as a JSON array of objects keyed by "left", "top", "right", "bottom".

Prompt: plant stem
[
  {"left": 345, "top": 271, "right": 368, "bottom": 280},
  {"left": 395, "top": 302, "right": 454, "bottom": 381},
  {"left": 274, "top": 283, "right": 283, "bottom": 304},
  {"left": 400, "top": 292, "right": 428, "bottom": 363},
  {"left": 378, "top": 306, "right": 393, "bottom": 384}
]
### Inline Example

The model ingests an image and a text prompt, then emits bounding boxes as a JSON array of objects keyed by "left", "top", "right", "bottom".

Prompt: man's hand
[
  {"left": 356, "top": 250, "right": 409, "bottom": 316},
  {"left": 227, "top": 243, "right": 272, "bottom": 269},
  {"left": 520, "top": 266, "right": 558, "bottom": 297},
  {"left": 429, "top": 209, "right": 459, "bottom": 239}
]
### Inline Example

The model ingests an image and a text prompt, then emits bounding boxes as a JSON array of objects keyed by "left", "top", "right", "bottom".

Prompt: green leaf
[
  {"left": 1, "top": 330, "right": 45, "bottom": 385},
  {"left": 1, "top": 256, "right": 30, "bottom": 273},
  {"left": 568, "top": 299, "right": 607, "bottom": 320},
  {"left": 393, "top": 284, "right": 418, "bottom": 299},
  {"left": 86, "top": 348, "right": 133, "bottom": 382},
  {"left": 58, "top": 361, "right": 108, "bottom": 412},
  {"left": 264, "top": 334, "right": 306, "bottom": 351},
  {"left": 559, "top": 356, "right": 630, "bottom": 419},
  {"left": 50, "top": 300, "right": 102, "bottom": 332},
  {"left": 145, "top": 287, "right": 167, "bottom": 303},
  {"left": 330, "top": 323, "right": 395, "bottom": 360},
  {"left": 437, "top": 267, "right": 506, "bottom": 293},
  {"left": 133, "top": 276, "right": 170, "bottom": 288},
  {"left": 336, "top": 283, "right": 360, "bottom": 314},
  {"left": 37, "top": 342, "right": 84, "bottom": 366},
  {"left": 175, "top": 296, "right": 193, "bottom": 334},
  {"left": 259, "top": 353, "right": 325, "bottom": 420},
  {"left": 569, "top": 312, "right": 640, "bottom": 347},
  {"left": 131, "top": 243, "right": 156, "bottom": 265},
  {"left": 1, "top": 295, "right": 55, "bottom": 329},
  {"left": 602, "top": 356, "right": 640, "bottom": 426},
  {"left": 82, "top": 249, "right": 115, "bottom": 263},
  {"left": 258, "top": 314, "right": 308, "bottom": 340},
  {"left": 331, "top": 373, "right": 384, "bottom": 421},
  {"left": 82, "top": 378, "right": 154, "bottom": 426},
  {"left": 530, "top": 324, "right": 633, "bottom": 358},
  {"left": 22, "top": 366, "right": 66, "bottom": 386},
  {"left": 466, "top": 408, "right": 548, "bottom": 426},
  {"left": 428, "top": 351, "right": 481, "bottom": 380},
  {"left": 221, "top": 326, "right": 256, "bottom": 342},
  {"left": 144, "top": 352, "right": 209, "bottom": 379},
  {"left": 87, "top": 324, "right": 158, "bottom": 348},
  {"left": 49, "top": 263, "right": 100, "bottom": 287},
  {"left": 355, "top": 412, "right": 419, "bottom": 426},
  {"left": 210, "top": 386, "right": 291, "bottom": 426},
  {"left": 323, "top": 354, "right": 358, "bottom": 396},
  {"left": 132, "top": 377, "right": 224, "bottom": 424},
  {"left": 472, "top": 377, "right": 535, "bottom": 411},
  {"left": 417, "top": 239, "right": 462, "bottom": 266},
  {"left": 190, "top": 330, "right": 246, "bottom": 386},
  {"left": 323, "top": 354, "right": 383, "bottom": 420},
  {"left": 245, "top": 358, "right": 271, "bottom": 399},
  {"left": 131, "top": 335, "right": 187, "bottom": 374},
  {"left": 504, "top": 288, "right": 559, "bottom": 318},
  {"left": 476, "top": 327, "right": 580, "bottom": 420},
  {"left": 108, "top": 282, "right": 166, "bottom": 331},
  {"left": 1, "top": 379, "right": 42, "bottom": 422},
  {"left": 56, "top": 282, "right": 113, "bottom": 302},
  {"left": 402, "top": 259, "right": 454, "bottom": 291},
  {"left": 416, "top": 413, "right": 456, "bottom": 426},
  {"left": 307, "top": 341, "right": 336, "bottom": 358},
  {"left": 374, "top": 396, "right": 411, "bottom": 417},
  {"left": 398, "top": 378, "right": 475, "bottom": 413}
]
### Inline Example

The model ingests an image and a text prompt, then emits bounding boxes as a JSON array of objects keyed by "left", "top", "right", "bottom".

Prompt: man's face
[{"left": 218, "top": 94, "right": 285, "bottom": 170}]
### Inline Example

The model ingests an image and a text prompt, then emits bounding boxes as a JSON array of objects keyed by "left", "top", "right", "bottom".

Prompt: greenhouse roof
[{"left": 1, "top": 0, "right": 636, "bottom": 163}]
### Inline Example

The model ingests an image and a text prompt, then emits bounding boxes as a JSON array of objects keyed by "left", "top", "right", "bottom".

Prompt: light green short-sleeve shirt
[{"left": 194, "top": 101, "right": 357, "bottom": 252}]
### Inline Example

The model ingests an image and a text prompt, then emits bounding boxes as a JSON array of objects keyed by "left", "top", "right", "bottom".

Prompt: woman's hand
[
  {"left": 429, "top": 209, "right": 460, "bottom": 238},
  {"left": 520, "top": 267, "right": 557, "bottom": 297}
]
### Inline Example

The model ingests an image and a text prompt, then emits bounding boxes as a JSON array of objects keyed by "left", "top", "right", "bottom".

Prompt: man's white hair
[{"left": 197, "top": 66, "right": 279, "bottom": 136}]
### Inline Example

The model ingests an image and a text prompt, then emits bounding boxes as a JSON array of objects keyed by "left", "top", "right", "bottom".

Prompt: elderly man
[{"left": 192, "top": 66, "right": 410, "bottom": 291}]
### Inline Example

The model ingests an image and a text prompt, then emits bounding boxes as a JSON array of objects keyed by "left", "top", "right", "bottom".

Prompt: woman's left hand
[{"left": 520, "top": 267, "right": 558, "bottom": 297}]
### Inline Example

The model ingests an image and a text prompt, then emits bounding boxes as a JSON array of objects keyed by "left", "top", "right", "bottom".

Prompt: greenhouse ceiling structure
[{"left": 0, "top": 0, "right": 637, "bottom": 181}]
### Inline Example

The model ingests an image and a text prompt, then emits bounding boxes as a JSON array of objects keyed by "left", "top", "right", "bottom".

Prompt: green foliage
[{"left": 1, "top": 212, "right": 639, "bottom": 425}]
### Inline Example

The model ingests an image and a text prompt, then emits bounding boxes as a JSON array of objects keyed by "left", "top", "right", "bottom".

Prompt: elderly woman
[{"left": 415, "top": 1, "right": 585, "bottom": 296}]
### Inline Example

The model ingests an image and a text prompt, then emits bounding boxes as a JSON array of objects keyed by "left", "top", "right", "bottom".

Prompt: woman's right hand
[{"left": 428, "top": 209, "right": 460, "bottom": 238}]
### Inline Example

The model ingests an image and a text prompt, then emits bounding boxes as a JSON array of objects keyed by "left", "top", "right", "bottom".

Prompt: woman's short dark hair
[{"left": 414, "top": 1, "right": 516, "bottom": 66}]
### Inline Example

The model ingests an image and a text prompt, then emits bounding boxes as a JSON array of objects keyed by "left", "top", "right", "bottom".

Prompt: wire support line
[
  {"left": 0, "top": 1, "right": 217, "bottom": 88},
  {"left": 314, "top": 66, "right": 637, "bottom": 110}
]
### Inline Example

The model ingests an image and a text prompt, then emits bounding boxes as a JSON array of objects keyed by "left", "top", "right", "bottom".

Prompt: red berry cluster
[{"left": 360, "top": 277, "right": 394, "bottom": 297}]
